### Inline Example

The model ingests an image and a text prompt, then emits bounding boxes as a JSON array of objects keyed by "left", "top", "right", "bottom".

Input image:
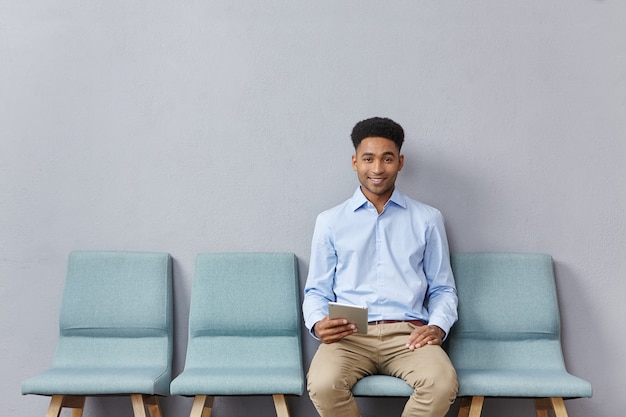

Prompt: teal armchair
[
  {"left": 352, "top": 252, "right": 592, "bottom": 417},
  {"left": 170, "top": 252, "right": 305, "bottom": 417},
  {"left": 21, "top": 250, "right": 173, "bottom": 417},
  {"left": 448, "top": 252, "right": 592, "bottom": 417}
]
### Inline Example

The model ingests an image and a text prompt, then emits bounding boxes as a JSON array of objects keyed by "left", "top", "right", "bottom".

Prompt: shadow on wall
[{"left": 552, "top": 260, "right": 601, "bottom": 417}]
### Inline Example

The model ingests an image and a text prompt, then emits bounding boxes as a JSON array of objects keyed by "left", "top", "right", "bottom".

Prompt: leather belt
[{"left": 368, "top": 320, "right": 425, "bottom": 326}]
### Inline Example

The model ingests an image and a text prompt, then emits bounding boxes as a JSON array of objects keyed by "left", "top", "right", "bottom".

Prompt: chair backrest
[
  {"left": 183, "top": 252, "right": 303, "bottom": 384},
  {"left": 447, "top": 252, "right": 567, "bottom": 371},
  {"left": 52, "top": 251, "right": 173, "bottom": 375}
]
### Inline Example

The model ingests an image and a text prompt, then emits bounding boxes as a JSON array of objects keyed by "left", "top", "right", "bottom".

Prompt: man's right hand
[{"left": 313, "top": 315, "right": 358, "bottom": 343}]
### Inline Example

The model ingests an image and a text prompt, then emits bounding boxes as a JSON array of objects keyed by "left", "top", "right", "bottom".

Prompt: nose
[{"left": 372, "top": 160, "right": 383, "bottom": 174}]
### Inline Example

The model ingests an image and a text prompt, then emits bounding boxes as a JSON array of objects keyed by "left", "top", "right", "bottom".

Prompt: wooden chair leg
[
  {"left": 45, "top": 395, "right": 85, "bottom": 417},
  {"left": 273, "top": 394, "right": 290, "bottom": 417},
  {"left": 67, "top": 396, "right": 86, "bottom": 417},
  {"left": 550, "top": 398, "right": 569, "bottom": 417},
  {"left": 457, "top": 396, "right": 484, "bottom": 417},
  {"left": 535, "top": 397, "right": 569, "bottom": 417},
  {"left": 535, "top": 398, "right": 550, "bottom": 417},
  {"left": 130, "top": 394, "right": 165, "bottom": 417},
  {"left": 144, "top": 395, "right": 163, "bottom": 417},
  {"left": 131, "top": 394, "right": 148, "bottom": 417},
  {"left": 45, "top": 395, "right": 64, "bottom": 417},
  {"left": 190, "top": 395, "right": 214, "bottom": 417}
]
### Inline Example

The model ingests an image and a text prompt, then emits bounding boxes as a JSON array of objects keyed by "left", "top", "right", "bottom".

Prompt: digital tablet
[{"left": 328, "top": 301, "right": 368, "bottom": 334}]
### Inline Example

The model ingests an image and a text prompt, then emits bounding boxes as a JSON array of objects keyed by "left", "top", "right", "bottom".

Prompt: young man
[{"left": 303, "top": 117, "right": 458, "bottom": 417}]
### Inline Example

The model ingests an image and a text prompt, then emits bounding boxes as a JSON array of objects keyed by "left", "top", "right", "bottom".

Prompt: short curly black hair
[{"left": 351, "top": 117, "right": 404, "bottom": 150}]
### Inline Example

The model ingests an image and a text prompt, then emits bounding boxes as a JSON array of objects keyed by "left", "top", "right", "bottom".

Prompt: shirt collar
[{"left": 349, "top": 187, "right": 407, "bottom": 212}]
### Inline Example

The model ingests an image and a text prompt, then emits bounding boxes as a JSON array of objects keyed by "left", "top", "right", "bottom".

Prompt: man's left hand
[{"left": 405, "top": 325, "right": 445, "bottom": 350}]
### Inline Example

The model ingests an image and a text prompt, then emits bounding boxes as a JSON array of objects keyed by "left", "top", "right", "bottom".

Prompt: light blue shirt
[{"left": 303, "top": 187, "right": 458, "bottom": 338}]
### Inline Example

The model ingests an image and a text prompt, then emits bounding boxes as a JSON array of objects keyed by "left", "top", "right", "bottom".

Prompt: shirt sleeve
[
  {"left": 302, "top": 213, "right": 337, "bottom": 338},
  {"left": 423, "top": 210, "right": 459, "bottom": 338}
]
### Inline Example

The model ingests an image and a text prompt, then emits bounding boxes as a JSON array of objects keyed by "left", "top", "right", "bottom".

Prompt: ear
[
  {"left": 398, "top": 154, "right": 404, "bottom": 171},
  {"left": 352, "top": 154, "right": 358, "bottom": 171}
]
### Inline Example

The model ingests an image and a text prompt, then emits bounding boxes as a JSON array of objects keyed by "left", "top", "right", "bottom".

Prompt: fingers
[
  {"left": 405, "top": 325, "right": 444, "bottom": 350},
  {"left": 314, "top": 316, "right": 358, "bottom": 344}
]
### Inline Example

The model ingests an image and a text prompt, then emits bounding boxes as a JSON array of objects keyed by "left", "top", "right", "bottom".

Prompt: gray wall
[{"left": 2, "top": 1, "right": 624, "bottom": 417}]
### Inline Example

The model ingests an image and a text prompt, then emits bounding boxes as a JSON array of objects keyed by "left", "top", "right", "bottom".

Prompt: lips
[{"left": 369, "top": 178, "right": 385, "bottom": 185}]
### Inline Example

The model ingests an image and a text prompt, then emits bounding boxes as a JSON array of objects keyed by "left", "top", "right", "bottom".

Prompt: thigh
[
  {"left": 391, "top": 345, "right": 458, "bottom": 417},
  {"left": 387, "top": 344, "right": 456, "bottom": 384},
  {"left": 378, "top": 323, "right": 456, "bottom": 385},
  {"left": 308, "top": 336, "right": 378, "bottom": 389}
]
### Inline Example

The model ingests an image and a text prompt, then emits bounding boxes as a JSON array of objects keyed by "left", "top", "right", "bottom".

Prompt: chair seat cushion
[
  {"left": 456, "top": 369, "right": 593, "bottom": 398},
  {"left": 21, "top": 366, "right": 171, "bottom": 396},
  {"left": 170, "top": 366, "right": 304, "bottom": 396},
  {"left": 352, "top": 375, "right": 413, "bottom": 397}
]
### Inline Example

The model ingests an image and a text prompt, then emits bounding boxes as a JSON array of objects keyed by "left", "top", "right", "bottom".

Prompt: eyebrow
[{"left": 360, "top": 151, "right": 397, "bottom": 157}]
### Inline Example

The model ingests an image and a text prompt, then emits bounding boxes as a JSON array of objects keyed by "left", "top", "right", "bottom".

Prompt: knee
[
  {"left": 307, "top": 370, "right": 352, "bottom": 398},
  {"left": 435, "top": 365, "right": 458, "bottom": 400},
  {"left": 412, "top": 363, "right": 458, "bottom": 401},
  {"left": 307, "top": 370, "right": 358, "bottom": 416}
]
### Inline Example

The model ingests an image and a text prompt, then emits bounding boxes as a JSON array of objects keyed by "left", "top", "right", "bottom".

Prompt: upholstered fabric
[
  {"left": 448, "top": 252, "right": 592, "bottom": 398},
  {"left": 170, "top": 252, "right": 305, "bottom": 396},
  {"left": 352, "top": 375, "right": 413, "bottom": 397},
  {"left": 22, "top": 250, "right": 173, "bottom": 396}
]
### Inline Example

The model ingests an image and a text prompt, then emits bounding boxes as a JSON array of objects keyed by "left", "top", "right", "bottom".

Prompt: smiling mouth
[{"left": 369, "top": 178, "right": 385, "bottom": 184}]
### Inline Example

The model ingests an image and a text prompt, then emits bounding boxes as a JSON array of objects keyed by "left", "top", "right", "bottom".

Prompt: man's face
[{"left": 352, "top": 136, "right": 404, "bottom": 202}]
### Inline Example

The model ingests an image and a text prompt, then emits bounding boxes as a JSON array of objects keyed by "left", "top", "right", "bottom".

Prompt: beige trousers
[{"left": 307, "top": 322, "right": 458, "bottom": 417}]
